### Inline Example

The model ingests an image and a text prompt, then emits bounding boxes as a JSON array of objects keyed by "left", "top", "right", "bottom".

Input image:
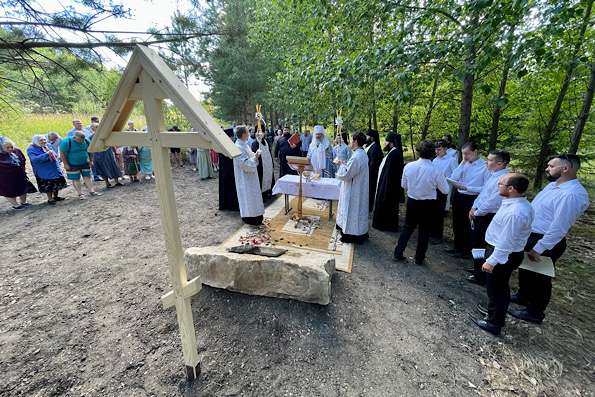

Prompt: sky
[{"left": 34, "top": 0, "right": 208, "bottom": 98}]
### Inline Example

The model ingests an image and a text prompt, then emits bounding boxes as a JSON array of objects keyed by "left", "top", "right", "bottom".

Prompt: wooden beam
[
  {"left": 158, "top": 131, "right": 211, "bottom": 149},
  {"left": 103, "top": 131, "right": 151, "bottom": 147},
  {"left": 130, "top": 82, "right": 167, "bottom": 101},
  {"left": 161, "top": 276, "right": 202, "bottom": 309},
  {"left": 143, "top": 88, "right": 200, "bottom": 378}
]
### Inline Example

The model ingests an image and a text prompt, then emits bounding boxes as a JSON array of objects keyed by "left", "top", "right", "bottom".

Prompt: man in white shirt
[
  {"left": 509, "top": 154, "right": 589, "bottom": 323},
  {"left": 431, "top": 139, "right": 459, "bottom": 242},
  {"left": 393, "top": 140, "right": 449, "bottom": 265},
  {"left": 446, "top": 141, "right": 490, "bottom": 258},
  {"left": 467, "top": 150, "right": 510, "bottom": 285},
  {"left": 471, "top": 173, "right": 534, "bottom": 336}
]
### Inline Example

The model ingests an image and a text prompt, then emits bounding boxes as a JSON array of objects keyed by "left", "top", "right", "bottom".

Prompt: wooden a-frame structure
[{"left": 89, "top": 45, "right": 240, "bottom": 381}]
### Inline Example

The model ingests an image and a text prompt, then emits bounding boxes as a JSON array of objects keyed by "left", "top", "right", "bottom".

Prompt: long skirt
[
  {"left": 0, "top": 167, "right": 37, "bottom": 198},
  {"left": 94, "top": 149, "right": 122, "bottom": 179},
  {"left": 35, "top": 175, "right": 67, "bottom": 193}
]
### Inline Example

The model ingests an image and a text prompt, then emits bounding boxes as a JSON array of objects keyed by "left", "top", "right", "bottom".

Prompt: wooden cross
[{"left": 89, "top": 45, "right": 240, "bottom": 381}]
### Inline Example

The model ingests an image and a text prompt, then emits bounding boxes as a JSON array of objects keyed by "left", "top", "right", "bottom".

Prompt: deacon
[
  {"left": 446, "top": 142, "right": 490, "bottom": 258},
  {"left": 233, "top": 126, "right": 265, "bottom": 226},
  {"left": 430, "top": 139, "right": 458, "bottom": 242},
  {"left": 509, "top": 154, "right": 589, "bottom": 323},
  {"left": 393, "top": 140, "right": 449, "bottom": 265},
  {"left": 365, "top": 129, "right": 384, "bottom": 211},
  {"left": 218, "top": 127, "right": 239, "bottom": 211},
  {"left": 335, "top": 132, "right": 370, "bottom": 244},
  {"left": 307, "top": 125, "right": 334, "bottom": 177},
  {"left": 277, "top": 127, "right": 300, "bottom": 178},
  {"left": 251, "top": 125, "right": 275, "bottom": 200},
  {"left": 372, "top": 131, "right": 404, "bottom": 232},
  {"left": 471, "top": 173, "right": 534, "bottom": 336},
  {"left": 467, "top": 150, "right": 510, "bottom": 285}
]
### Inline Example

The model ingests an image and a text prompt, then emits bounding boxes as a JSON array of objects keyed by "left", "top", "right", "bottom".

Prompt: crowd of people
[
  {"left": 221, "top": 122, "right": 589, "bottom": 336},
  {"left": 1, "top": 116, "right": 590, "bottom": 337}
]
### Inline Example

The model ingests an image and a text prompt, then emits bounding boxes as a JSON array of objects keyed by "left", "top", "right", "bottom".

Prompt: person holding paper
[
  {"left": 445, "top": 141, "right": 490, "bottom": 258},
  {"left": 471, "top": 173, "right": 534, "bottom": 336},
  {"left": 393, "top": 140, "right": 449, "bottom": 265},
  {"left": 509, "top": 154, "right": 589, "bottom": 324},
  {"left": 467, "top": 150, "right": 511, "bottom": 285}
]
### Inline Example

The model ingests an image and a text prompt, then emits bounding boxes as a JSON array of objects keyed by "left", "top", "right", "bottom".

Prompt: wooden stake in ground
[{"left": 88, "top": 45, "right": 240, "bottom": 381}]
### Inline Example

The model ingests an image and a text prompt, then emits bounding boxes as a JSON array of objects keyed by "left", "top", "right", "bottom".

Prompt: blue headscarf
[{"left": 0, "top": 136, "right": 20, "bottom": 166}]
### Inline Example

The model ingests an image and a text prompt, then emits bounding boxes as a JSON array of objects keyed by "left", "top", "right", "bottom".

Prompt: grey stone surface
[{"left": 185, "top": 246, "right": 335, "bottom": 305}]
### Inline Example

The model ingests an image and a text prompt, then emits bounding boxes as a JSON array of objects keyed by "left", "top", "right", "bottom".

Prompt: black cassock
[
  {"left": 372, "top": 147, "right": 404, "bottom": 231},
  {"left": 367, "top": 142, "right": 384, "bottom": 212},
  {"left": 277, "top": 135, "right": 300, "bottom": 178},
  {"left": 251, "top": 138, "right": 275, "bottom": 200},
  {"left": 218, "top": 128, "right": 239, "bottom": 211}
]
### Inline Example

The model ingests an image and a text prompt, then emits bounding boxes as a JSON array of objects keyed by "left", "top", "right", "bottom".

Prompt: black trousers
[
  {"left": 486, "top": 249, "right": 524, "bottom": 327},
  {"left": 242, "top": 215, "right": 264, "bottom": 226},
  {"left": 394, "top": 198, "right": 435, "bottom": 262},
  {"left": 451, "top": 190, "right": 478, "bottom": 253},
  {"left": 471, "top": 213, "right": 496, "bottom": 282},
  {"left": 517, "top": 233, "right": 567, "bottom": 317},
  {"left": 430, "top": 191, "right": 448, "bottom": 239}
]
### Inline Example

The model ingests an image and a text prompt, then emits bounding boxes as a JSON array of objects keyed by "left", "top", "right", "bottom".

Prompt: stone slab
[{"left": 186, "top": 246, "right": 334, "bottom": 305}]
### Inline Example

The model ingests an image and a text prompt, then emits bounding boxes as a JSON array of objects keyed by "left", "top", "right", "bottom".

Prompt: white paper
[
  {"left": 519, "top": 253, "right": 555, "bottom": 277},
  {"left": 471, "top": 249, "right": 485, "bottom": 260}
]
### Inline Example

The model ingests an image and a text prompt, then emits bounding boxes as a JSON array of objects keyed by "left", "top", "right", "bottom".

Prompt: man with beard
[
  {"left": 277, "top": 126, "right": 301, "bottom": 178},
  {"left": 218, "top": 127, "right": 239, "bottom": 211},
  {"left": 509, "top": 154, "right": 589, "bottom": 324},
  {"left": 307, "top": 125, "right": 334, "bottom": 177},
  {"left": 470, "top": 173, "right": 534, "bottom": 336},
  {"left": 372, "top": 131, "right": 404, "bottom": 231},
  {"left": 365, "top": 129, "right": 384, "bottom": 212}
]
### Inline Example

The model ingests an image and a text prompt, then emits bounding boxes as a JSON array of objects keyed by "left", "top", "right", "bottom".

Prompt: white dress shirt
[
  {"left": 530, "top": 179, "right": 589, "bottom": 254},
  {"left": 472, "top": 168, "right": 509, "bottom": 216},
  {"left": 402, "top": 158, "right": 449, "bottom": 200},
  {"left": 432, "top": 154, "right": 458, "bottom": 178},
  {"left": 446, "top": 148, "right": 459, "bottom": 162},
  {"left": 485, "top": 197, "right": 534, "bottom": 265},
  {"left": 450, "top": 157, "right": 490, "bottom": 195}
]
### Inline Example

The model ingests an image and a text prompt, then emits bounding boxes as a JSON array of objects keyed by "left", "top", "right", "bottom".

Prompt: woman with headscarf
[
  {"left": 138, "top": 146, "right": 154, "bottom": 181},
  {"left": 27, "top": 135, "right": 67, "bottom": 205},
  {"left": 251, "top": 123, "right": 275, "bottom": 200},
  {"left": 307, "top": 125, "right": 334, "bottom": 178},
  {"left": 365, "top": 129, "right": 384, "bottom": 211},
  {"left": 90, "top": 125, "right": 124, "bottom": 189},
  {"left": 372, "top": 131, "right": 405, "bottom": 231},
  {"left": 0, "top": 137, "right": 37, "bottom": 209}
]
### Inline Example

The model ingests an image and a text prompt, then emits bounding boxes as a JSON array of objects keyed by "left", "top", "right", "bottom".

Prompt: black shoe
[
  {"left": 467, "top": 275, "right": 485, "bottom": 286},
  {"left": 507, "top": 308, "right": 543, "bottom": 324},
  {"left": 470, "top": 317, "right": 501, "bottom": 336},
  {"left": 476, "top": 304, "right": 488, "bottom": 316},
  {"left": 47, "top": 200, "right": 57, "bottom": 205},
  {"left": 464, "top": 267, "right": 476, "bottom": 274},
  {"left": 392, "top": 254, "right": 406, "bottom": 262},
  {"left": 414, "top": 258, "right": 425, "bottom": 266},
  {"left": 509, "top": 293, "right": 527, "bottom": 306},
  {"left": 54, "top": 196, "right": 66, "bottom": 201}
]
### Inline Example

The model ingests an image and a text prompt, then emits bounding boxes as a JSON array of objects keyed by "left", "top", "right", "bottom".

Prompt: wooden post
[{"left": 143, "top": 80, "right": 200, "bottom": 381}]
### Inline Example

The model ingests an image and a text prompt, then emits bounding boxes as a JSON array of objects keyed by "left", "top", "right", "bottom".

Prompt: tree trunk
[
  {"left": 420, "top": 76, "right": 439, "bottom": 139},
  {"left": 457, "top": 16, "right": 478, "bottom": 149},
  {"left": 569, "top": 61, "right": 595, "bottom": 154},
  {"left": 488, "top": 23, "right": 516, "bottom": 151},
  {"left": 392, "top": 99, "right": 400, "bottom": 132},
  {"left": 371, "top": 82, "right": 378, "bottom": 131},
  {"left": 534, "top": 0, "right": 593, "bottom": 187},
  {"left": 409, "top": 104, "right": 416, "bottom": 159}
]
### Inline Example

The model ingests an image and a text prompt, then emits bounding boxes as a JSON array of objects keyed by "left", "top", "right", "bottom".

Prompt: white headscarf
[
  {"left": 32, "top": 134, "right": 46, "bottom": 147},
  {"left": 308, "top": 125, "right": 330, "bottom": 172}
]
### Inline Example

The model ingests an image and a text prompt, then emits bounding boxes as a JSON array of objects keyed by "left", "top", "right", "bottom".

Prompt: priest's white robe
[
  {"left": 335, "top": 147, "right": 369, "bottom": 236},
  {"left": 257, "top": 139, "right": 274, "bottom": 192},
  {"left": 233, "top": 139, "right": 264, "bottom": 218}
]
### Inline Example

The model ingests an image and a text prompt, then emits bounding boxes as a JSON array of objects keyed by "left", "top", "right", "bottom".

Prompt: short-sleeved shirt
[{"left": 60, "top": 137, "right": 90, "bottom": 166}]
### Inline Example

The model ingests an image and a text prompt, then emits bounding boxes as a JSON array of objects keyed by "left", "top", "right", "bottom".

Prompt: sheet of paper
[
  {"left": 519, "top": 253, "right": 555, "bottom": 277},
  {"left": 446, "top": 178, "right": 464, "bottom": 188}
]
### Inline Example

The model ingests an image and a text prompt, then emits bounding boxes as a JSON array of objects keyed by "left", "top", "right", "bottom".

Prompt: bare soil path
[{"left": 1, "top": 168, "right": 592, "bottom": 396}]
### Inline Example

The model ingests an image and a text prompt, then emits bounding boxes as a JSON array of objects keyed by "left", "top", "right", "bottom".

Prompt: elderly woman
[
  {"left": 90, "top": 124, "right": 123, "bottom": 188},
  {"left": 0, "top": 137, "right": 37, "bottom": 209},
  {"left": 27, "top": 135, "right": 67, "bottom": 205}
]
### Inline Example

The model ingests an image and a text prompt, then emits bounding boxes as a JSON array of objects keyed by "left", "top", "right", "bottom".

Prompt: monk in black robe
[
  {"left": 277, "top": 128, "right": 300, "bottom": 178},
  {"left": 366, "top": 129, "right": 384, "bottom": 211},
  {"left": 218, "top": 127, "right": 239, "bottom": 211},
  {"left": 372, "top": 132, "right": 405, "bottom": 231}
]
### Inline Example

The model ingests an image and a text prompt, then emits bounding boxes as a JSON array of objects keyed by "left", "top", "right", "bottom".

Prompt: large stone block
[{"left": 185, "top": 246, "right": 334, "bottom": 305}]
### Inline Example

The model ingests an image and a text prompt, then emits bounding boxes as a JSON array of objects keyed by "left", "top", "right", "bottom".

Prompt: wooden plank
[
  {"left": 143, "top": 92, "right": 199, "bottom": 370},
  {"left": 161, "top": 276, "right": 202, "bottom": 309},
  {"left": 113, "top": 100, "right": 137, "bottom": 133},
  {"left": 130, "top": 82, "right": 167, "bottom": 100},
  {"left": 89, "top": 52, "right": 141, "bottom": 153},
  {"left": 104, "top": 131, "right": 150, "bottom": 147},
  {"left": 135, "top": 45, "right": 240, "bottom": 158},
  {"left": 158, "top": 131, "right": 210, "bottom": 149}
]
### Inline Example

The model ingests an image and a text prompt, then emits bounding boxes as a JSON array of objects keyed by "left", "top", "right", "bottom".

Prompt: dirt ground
[{"left": 1, "top": 166, "right": 593, "bottom": 396}]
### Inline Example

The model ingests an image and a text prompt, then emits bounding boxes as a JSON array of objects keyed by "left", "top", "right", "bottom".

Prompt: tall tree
[{"left": 569, "top": 61, "right": 595, "bottom": 154}]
